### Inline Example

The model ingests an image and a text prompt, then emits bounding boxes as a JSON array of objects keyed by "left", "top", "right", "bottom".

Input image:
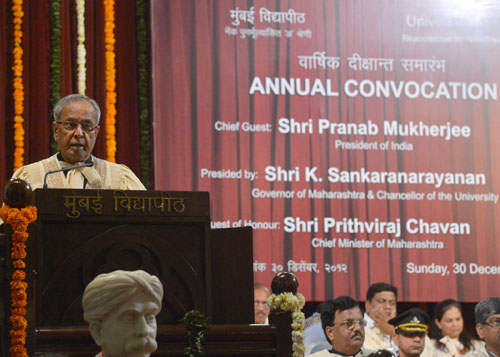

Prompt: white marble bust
[{"left": 82, "top": 270, "right": 164, "bottom": 357}]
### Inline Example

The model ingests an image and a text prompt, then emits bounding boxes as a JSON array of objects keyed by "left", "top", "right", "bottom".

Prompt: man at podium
[{"left": 11, "top": 94, "right": 146, "bottom": 190}]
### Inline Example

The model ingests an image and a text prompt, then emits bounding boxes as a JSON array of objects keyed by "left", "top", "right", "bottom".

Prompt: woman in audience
[{"left": 429, "top": 299, "right": 483, "bottom": 357}]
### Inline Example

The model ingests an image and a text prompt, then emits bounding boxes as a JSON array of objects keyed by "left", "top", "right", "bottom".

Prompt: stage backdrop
[{"left": 151, "top": 0, "right": 500, "bottom": 302}]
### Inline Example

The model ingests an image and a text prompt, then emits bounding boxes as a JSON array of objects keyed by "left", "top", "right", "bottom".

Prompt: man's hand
[{"left": 370, "top": 307, "right": 395, "bottom": 336}]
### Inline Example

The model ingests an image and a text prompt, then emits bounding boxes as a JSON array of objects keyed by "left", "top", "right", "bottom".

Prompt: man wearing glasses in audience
[
  {"left": 11, "top": 94, "right": 145, "bottom": 190},
  {"left": 473, "top": 297, "right": 500, "bottom": 357},
  {"left": 309, "top": 296, "right": 373, "bottom": 357}
]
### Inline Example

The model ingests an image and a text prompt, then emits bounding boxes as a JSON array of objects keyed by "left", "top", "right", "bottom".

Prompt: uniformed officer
[{"left": 388, "top": 308, "right": 430, "bottom": 357}]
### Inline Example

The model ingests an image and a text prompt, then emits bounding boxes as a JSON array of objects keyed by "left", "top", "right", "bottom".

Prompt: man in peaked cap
[{"left": 389, "top": 308, "right": 430, "bottom": 357}]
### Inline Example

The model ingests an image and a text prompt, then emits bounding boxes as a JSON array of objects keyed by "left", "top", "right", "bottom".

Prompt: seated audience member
[
  {"left": 12, "top": 93, "right": 145, "bottom": 190},
  {"left": 429, "top": 299, "right": 483, "bottom": 357},
  {"left": 82, "top": 270, "right": 163, "bottom": 357},
  {"left": 389, "top": 308, "right": 430, "bottom": 357},
  {"left": 364, "top": 283, "right": 398, "bottom": 352},
  {"left": 309, "top": 296, "right": 373, "bottom": 357},
  {"left": 472, "top": 297, "right": 500, "bottom": 357},
  {"left": 254, "top": 283, "right": 271, "bottom": 324},
  {"left": 364, "top": 283, "right": 434, "bottom": 357},
  {"left": 305, "top": 302, "right": 332, "bottom": 355}
]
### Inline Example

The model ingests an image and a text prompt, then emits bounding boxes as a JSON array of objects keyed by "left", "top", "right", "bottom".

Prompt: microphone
[{"left": 43, "top": 161, "right": 94, "bottom": 188}]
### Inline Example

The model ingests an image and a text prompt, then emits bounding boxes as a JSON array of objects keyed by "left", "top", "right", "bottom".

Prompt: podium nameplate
[{"left": 33, "top": 189, "right": 210, "bottom": 222}]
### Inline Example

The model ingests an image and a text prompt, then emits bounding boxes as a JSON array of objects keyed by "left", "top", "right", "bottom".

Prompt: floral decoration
[
  {"left": 104, "top": 0, "right": 117, "bottom": 162},
  {"left": 136, "top": 0, "right": 151, "bottom": 188},
  {"left": 76, "top": 0, "right": 86, "bottom": 94},
  {"left": 0, "top": 205, "right": 37, "bottom": 357},
  {"left": 180, "top": 310, "right": 209, "bottom": 357},
  {"left": 268, "top": 291, "right": 306, "bottom": 357},
  {"left": 12, "top": 0, "right": 25, "bottom": 170},
  {"left": 49, "top": 0, "right": 61, "bottom": 154}
]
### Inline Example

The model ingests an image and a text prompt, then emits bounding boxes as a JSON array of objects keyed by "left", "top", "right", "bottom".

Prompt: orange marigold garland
[
  {"left": 12, "top": 0, "right": 25, "bottom": 170},
  {"left": 104, "top": 0, "right": 117, "bottom": 162},
  {"left": 0, "top": 205, "right": 37, "bottom": 357}
]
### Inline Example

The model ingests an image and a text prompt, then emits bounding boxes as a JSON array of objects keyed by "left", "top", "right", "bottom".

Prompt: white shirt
[{"left": 363, "top": 312, "right": 398, "bottom": 352}]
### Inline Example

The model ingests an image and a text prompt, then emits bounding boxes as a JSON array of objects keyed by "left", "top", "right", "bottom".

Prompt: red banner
[{"left": 151, "top": 0, "right": 500, "bottom": 302}]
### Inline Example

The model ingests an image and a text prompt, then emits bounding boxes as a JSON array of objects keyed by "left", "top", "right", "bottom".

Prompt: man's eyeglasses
[
  {"left": 483, "top": 318, "right": 500, "bottom": 328},
  {"left": 56, "top": 120, "right": 99, "bottom": 133},
  {"left": 333, "top": 319, "right": 367, "bottom": 329}
]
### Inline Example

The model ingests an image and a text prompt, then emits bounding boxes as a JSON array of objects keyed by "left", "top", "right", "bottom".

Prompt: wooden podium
[{"left": 1, "top": 188, "right": 294, "bottom": 356}]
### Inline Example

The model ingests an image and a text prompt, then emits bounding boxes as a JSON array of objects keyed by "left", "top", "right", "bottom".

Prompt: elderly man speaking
[{"left": 12, "top": 94, "right": 145, "bottom": 190}]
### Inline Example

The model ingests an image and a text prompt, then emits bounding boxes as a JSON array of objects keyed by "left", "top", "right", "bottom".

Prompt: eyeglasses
[
  {"left": 56, "top": 120, "right": 99, "bottom": 133},
  {"left": 333, "top": 319, "right": 367, "bottom": 329},
  {"left": 483, "top": 318, "right": 500, "bottom": 328}
]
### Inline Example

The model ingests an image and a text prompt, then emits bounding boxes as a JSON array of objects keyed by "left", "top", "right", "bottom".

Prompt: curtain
[
  {"left": 151, "top": 0, "right": 500, "bottom": 302},
  {"left": 0, "top": 0, "right": 147, "bottom": 190}
]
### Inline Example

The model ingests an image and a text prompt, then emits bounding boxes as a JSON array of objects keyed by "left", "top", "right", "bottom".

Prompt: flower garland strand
[
  {"left": 268, "top": 292, "right": 306, "bottom": 357},
  {"left": 76, "top": 0, "right": 86, "bottom": 94},
  {"left": 12, "top": 0, "right": 25, "bottom": 171},
  {"left": 49, "top": 0, "right": 62, "bottom": 154},
  {"left": 136, "top": 0, "right": 151, "bottom": 188},
  {"left": 104, "top": 0, "right": 117, "bottom": 162},
  {"left": 0, "top": 205, "right": 37, "bottom": 357}
]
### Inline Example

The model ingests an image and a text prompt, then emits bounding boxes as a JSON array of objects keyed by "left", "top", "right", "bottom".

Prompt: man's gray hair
[
  {"left": 82, "top": 270, "right": 163, "bottom": 323},
  {"left": 53, "top": 94, "right": 101, "bottom": 124},
  {"left": 474, "top": 297, "right": 500, "bottom": 324},
  {"left": 254, "top": 283, "right": 270, "bottom": 294}
]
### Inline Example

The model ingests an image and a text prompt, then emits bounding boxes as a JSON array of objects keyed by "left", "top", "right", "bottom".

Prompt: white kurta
[
  {"left": 309, "top": 347, "right": 374, "bottom": 357},
  {"left": 12, "top": 153, "right": 146, "bottom": 190},
  {"left": 431, "top": 337, "right": 485, "bottom": 357},
  {"left": 363, "top": 312, "right": 398, "bottom": 352}
]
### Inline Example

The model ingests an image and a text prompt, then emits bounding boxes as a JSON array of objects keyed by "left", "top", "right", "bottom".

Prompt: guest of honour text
[{"left": 283, "top": 216, "right": 470, "bottom": 237}]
